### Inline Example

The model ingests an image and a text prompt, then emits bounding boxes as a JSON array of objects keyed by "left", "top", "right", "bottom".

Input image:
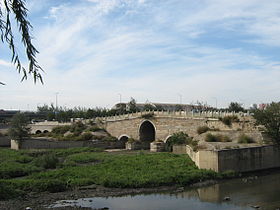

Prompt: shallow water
[{"left": 48, "top": 171, "right": 280, "bottom": 210}]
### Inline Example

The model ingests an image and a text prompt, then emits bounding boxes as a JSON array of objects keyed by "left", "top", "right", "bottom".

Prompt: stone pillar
[
  {"left": 150, "top": 141, "right": 165, "bottom": 152},
  {"left": 11, "top": 139, "right": 20, "bottom": 150}
]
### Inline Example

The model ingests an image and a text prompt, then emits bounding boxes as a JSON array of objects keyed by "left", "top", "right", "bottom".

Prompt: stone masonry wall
[
  {"left": 102, "top": 114, "right": 255, "bottom": 142},
  {"left": 175, "top": 145, "right": 280, "bottom": 172}
]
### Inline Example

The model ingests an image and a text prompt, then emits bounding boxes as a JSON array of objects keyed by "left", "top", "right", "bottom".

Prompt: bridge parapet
[{"left": 98, "top": 110, "right": 250, "bottom": 122}]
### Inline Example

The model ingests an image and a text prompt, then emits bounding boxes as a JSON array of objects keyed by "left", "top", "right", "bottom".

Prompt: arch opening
[
  {"left": 43, "top": 130, "right": 49, "bottom": 133},
  {"left": 139, "top": 120, "right": 155, "bottom": 142},
  {"left": 35, "top": 130, "right": 42, "bottom": 134},
  {"left": 119, "top": 136, "right": 129, "bottom": 143},
  {"left": 165, "top": 137, "right": 173, "bottom": 152}
]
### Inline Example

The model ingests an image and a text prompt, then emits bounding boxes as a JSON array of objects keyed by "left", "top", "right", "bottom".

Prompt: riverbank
[
  {"left": 2, "top": 169, "right": 280, "bottom": 210},
  {"left": 0, "top": 147, "right": 236, "bottom": 209},
  {"left": 0, "top": 184, "right": 187, "bottom": 210},
  {"left": 0, "top": 148, "right": 224, "bottom": 194}
]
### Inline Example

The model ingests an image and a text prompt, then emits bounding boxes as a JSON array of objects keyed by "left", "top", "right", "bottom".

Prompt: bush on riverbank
[
  {"left": 205, "top": 133, "right": 231, "bottom": 142},
  {"left": 219, "top": 115, "right": 239, "bottom": 127},
  {"left": 238, "top": 134, "right": 255, "bottom": 144},
  {"left": 0, "top": 147, "right": 229, "bottom": 200}
]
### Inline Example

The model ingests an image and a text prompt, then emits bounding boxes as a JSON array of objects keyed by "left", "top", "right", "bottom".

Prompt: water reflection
[
  {"left": 49, "top": 171, "right": 280, "bottom": 210},
  {"left": 191, "top": 171, "right": 280, "bottom": 209}
]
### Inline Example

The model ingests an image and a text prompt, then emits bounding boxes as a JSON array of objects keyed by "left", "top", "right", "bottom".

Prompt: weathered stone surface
[
  {"left": 174, "top": 144, "right": 280, "bottom": 173},
  {"left": 99, "top": 111, "right": 255, "bottom": 142},
  {"left": 150, "top": 141, "right": 165, "bottom": 152}
]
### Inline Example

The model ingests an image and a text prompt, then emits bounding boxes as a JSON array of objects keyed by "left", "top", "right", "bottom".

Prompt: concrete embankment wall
[
  {"left": 0, "top": 136, "right": 10, "bottom": 147},
  {"left": 173, "top": 145, "right": 280, "bottom": 173},
  {"left": 11, "top": 138, "right": 124, "bottom": 150}
]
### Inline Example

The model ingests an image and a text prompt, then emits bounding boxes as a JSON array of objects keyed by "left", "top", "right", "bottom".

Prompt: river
[{"left": 48, "top": 170, "right": 280, "bottom": 210}]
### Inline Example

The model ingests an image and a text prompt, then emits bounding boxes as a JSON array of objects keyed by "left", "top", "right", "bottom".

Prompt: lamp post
[
  {"left": 178, "top": 93, "right": 182, "bottom": 104},
  {"left": 55, "top": 92, "right": 59, "bottom": 111},
  {"left": 212, "top": 97, "right": 217, "bottom": 109},
  {"left": 118, "top": 93, "right": 122, "bottom": 103}
]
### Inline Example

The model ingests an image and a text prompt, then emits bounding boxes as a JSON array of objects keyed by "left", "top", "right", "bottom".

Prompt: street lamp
[
  {"left": 212, "top": 97, "right": 218, "bottom": 109},
  {"left": 178, "top": 93, "right": 182, "bottom": 104},
  {"left": 55, "top": 92, "right": 59, "bottom": 110},
  {"left": 118, "top": 93, "right": 122, "bottom": 103}
]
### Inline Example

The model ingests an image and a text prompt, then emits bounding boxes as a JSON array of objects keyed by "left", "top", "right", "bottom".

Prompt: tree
[
  {"left": 128, "top": 97, "right": 139, "bottom": 112},
  {"left": 1, "top": 0, "right": 42, "bottom": 84},
  {"left": 143, "top": 103, "right": 156, "bottom": 111},
  {"left": 253, "top": 102, "right": 280, "bottom": 144},
  {"left": 228, "top": 102, "right": 244, "bottom": 112},
  {"left": 8, "top": 112, "right": 30, "bottom": 141}
]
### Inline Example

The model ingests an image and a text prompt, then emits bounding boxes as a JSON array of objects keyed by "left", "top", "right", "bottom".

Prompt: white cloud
[
  {"left": 1, "top": 0, "right": 280, "bottom": 110},
  {"left": 0, "top": 59, "right": 12, "bottom": 67}
]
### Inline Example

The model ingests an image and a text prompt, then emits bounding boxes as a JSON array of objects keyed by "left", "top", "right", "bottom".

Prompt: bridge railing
[{"left": 97, "top": 110, "right": 251, "bottom": 122}]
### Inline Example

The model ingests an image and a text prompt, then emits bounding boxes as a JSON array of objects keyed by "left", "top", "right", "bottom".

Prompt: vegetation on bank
[
  {"left": 196, "top": 126, "right": 220, "bottom": 134},
  {"left": 0, "top": 147, "right": 234, "bottom": 200},
  {"left": 238, "top": 134, "right": 255, "bottom": 144},
  {"left": 165, "top": 132, "right": 198, "bottom": 151},
  {"left": 253, "top": 102, "right": 280, "bottom": 144},
  {"left": 205, "top": 133, "right": 232, "bottom": 142},
  {"left": 34, "top": 121, "right": 117, "bottom": 142},
  {"left": 219, "top": 115, "right": 239, "bottom": 127}
]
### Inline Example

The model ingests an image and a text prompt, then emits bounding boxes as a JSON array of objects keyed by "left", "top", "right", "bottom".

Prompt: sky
[{"left": 1, "top": 0, "right": 280, "bottom": 110}]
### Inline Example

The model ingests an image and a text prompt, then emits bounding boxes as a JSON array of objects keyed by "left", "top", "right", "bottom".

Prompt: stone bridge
[
  {"left": 30, "top": 121, "right": 71, "bottom": 134},
  {"left": 98, "top": 111, "right": 253, "bottom": 144}
]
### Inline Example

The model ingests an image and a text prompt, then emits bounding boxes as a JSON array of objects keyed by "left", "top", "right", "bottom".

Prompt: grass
[
  {"left": 0, "top": 147, "right": 230, "bottom": 200},
  {"left": 238, "top": 134, "right": 255, "bottom": 144},
  {"left": 219, "top": 115, "right": 239, "bottom": 127},
  {"left": 197, "top": 126, "right": 210, "bottom": 134}
]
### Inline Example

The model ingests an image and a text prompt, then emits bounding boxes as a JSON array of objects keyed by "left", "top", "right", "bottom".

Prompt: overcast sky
[{"left": 1, "top": 0, "right": 280, "bottom": 110}]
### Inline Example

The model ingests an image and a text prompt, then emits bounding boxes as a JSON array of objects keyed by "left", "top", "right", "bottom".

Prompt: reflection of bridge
[
  {"left": 98, "top": 111, "right": 250, "bottom": 144},
  {"left": 177, "top": 172, "right": 280, "bottom": 208}
]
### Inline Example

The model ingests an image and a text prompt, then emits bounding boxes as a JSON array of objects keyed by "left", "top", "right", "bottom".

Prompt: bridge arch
[
  {"left": 139, "top": 120, "right": 156, "bottom": 142},
  {"left": 164, "top": 135, "right": 172, "bottom": 143},
  {"left": 118, "top": 134, "right": 130, "bottom": 142},
  {"left": 164, "top": 135, "right": 174, "bottom": 152},
  {"left": 35, "top": 130, "right": 42, "bottom": 134}
]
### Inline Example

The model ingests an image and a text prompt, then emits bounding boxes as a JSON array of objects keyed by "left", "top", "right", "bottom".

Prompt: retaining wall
[
  {"left": 172, "top": 145, "right": 280, "bottom": 172},
  {"left": 11, "top": 138, "right": 124, "bottom": 150},
  {"left": 0, "top": 136, "right": 10, "bottom": 147}
]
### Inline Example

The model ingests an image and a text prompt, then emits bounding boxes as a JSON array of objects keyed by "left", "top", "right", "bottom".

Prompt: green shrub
[
  {"left": 127, "top": 138, "right": 136, "bottom": 143},
  {"left": 165, "top": 132, "right": 192, "bottom": 151},
  {"left": 35, "top": 154, "right": 59, "bottom": 169},
  {"left": 0, "top": 163, "right": 40, "bottom": 178},
  {"left": 102, "top": 136, "right": 117, "bottom": 142},
  {"left": 220, "top": 170, "right": 237, "bottom": 178},
  {"left": 87, "top": 126, "right": 105, "bottom": 132},
  {"left": 0, "top": 182, "right": 22, "bottom": 200},
  {"left": 219, "top": 115, "right": 239, "bottom": 126},
  {"left": 69, "top": 121, "right": 86, "bottom": 134},
  {"left": 197, "top": 126, "right": 210, "bottom": 134},
  {"left": 80, "top": 132, "right": 93, "bottom": 141},
  {"left": 35, "top": 179, "right": 68, "bottom": 192},
  {"left": 238, "top": 134, "right": 255, "bottom": 144},
  {"left": 205, "top": 134, "right": 231, "bottom": 142},
  {"left": 205, "top": 133, "right": 217, "bottom": 142},
  {"left": 62, "top": 133, "right": 76, "bottom": 141},
  {"left": 52, "top": 125, "right": 71, "bottom": 134}
]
